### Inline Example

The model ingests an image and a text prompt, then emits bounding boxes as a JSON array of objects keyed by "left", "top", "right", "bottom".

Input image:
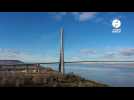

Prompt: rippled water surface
[{"left": 41, "top": 63, "right": 134, "bottom": 87}]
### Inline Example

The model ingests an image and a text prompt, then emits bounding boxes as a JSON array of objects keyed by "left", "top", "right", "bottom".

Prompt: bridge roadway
[{"left": 1, "top": 61, "right": 134, "bottom": 66}]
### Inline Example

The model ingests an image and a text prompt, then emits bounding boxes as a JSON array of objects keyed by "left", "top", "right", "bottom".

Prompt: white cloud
[
  {"left": 2, "top": 47, "right": 133, "bottom": 62},
  {"left": 52, "top": 12, "right": 67, "bottom": 21},
  {"left": 102, "top": 52, "right": 116, "bottom": 59},
  {"left": 51, "top": 12, "right": 124, "bottom": 27},
  {"left": 0, "top": 48, "right": 58, "bottom": 63},
  {"left": 69, "top": 56, "right": 81, "bottom": 61},
  {"left": 71, "top": 12, "right": 97, "bottom": 22},
  {"left": 119, "top": 48, "right": 134, "bottom": 56},
  {"left": 100, "top": 48, "right": 134, "bottom": 61},
  {"left": 80, "top": 49, "right": 96, "bottom": 55},
  {"left": 51, "top": 12, "right": 97, "bottom": 22},
  {"left": 79, "top": 12, "right": 97, "bottom": 22}
]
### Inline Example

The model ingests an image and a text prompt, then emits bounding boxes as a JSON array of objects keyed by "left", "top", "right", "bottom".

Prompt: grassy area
[{"left": 0, "top": 67, "right": 108, "bottom": 87}]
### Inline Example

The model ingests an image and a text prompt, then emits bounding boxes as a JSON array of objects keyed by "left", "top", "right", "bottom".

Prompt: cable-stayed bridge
[
  {"left": 1, "top": 60, "right": 134, "bottom": 66},
  {"left": 1, "top": 28, "right": 134, "bottom": 74}
]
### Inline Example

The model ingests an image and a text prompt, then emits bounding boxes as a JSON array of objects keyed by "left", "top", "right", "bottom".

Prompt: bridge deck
[{"left": 0, "top": 61, "right": 134, "bottom": 66}]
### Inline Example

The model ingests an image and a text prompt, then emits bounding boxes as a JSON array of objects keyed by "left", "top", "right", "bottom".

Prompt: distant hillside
[{"left": 0, "top": 60, "right": 24, "bottom": 65}]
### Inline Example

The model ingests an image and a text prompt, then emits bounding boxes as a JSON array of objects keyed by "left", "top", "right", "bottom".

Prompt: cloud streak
[
  {"left": 119, "top": 48, "right": 134, "bottom": 56},
  {"left": 78, "top": 12, "right": 97, "bottom": 22},
  {"left": 0, "top": 48, "right": 58, "bottom": 62},
  {"left": 51, "top": 12, "right": 67, "bottom": 21},
  {"left": 1, "top": 47, "right": 134, "bottom": 62},
  {"left": 101, "top": 48, "right": 134, "bottom": 60},
  {"left": 51, "top": 12, "right": 97, "bottom": 22},
  {"left": 71, "top": 12, "right": 97, "bottom": 22},
  {"left": 80, "top": 49, "right": 96, "bottom": 55}
]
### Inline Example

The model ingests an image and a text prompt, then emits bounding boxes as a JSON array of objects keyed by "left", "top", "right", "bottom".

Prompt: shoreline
[{"left": 0, "top": 67, "right": 108, "bottom": 87}]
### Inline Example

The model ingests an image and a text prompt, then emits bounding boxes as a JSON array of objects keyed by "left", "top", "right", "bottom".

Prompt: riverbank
[{"left": 0, "top": 67, "right": 108, "bottom": 87}]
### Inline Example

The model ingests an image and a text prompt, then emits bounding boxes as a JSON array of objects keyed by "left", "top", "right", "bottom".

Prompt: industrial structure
[
  {"left": 59, "top": 28, "right": 64, "bottom": 74},
  {"left": 0, "top": 28, "right": 65, "bottom": 74},
  {"left": 1, "top": 28, "right": 133, "bottom": 74}
]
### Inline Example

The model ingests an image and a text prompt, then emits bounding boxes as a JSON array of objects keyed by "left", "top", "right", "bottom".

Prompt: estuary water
[{"left": 41, "top": 63, "right": 134, "bottom": 87}]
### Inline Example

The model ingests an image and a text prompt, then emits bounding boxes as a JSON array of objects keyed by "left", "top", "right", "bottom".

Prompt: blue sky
[{"left": 0, "top": 12, "right": 134, "bottom": 62}]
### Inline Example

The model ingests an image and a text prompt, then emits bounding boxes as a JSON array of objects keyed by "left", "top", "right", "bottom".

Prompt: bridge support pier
[
  {"left": 36, "top": 64, "right": 40, "bottom": 73},
  {"left": 59, "top": 28, "right": 64, "bottom": 74}
]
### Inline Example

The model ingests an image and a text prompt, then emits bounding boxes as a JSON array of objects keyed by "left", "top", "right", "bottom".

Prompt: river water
[{"left": 41, "top": 63, "right": 134, "bottom": 87}]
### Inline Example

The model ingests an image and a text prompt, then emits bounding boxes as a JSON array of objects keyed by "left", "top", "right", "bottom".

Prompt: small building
[{"left": 0, "top": 60, "right": 40, "bottom": 73}]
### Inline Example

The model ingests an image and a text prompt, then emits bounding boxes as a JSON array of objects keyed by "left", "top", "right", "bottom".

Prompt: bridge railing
[{"left": 1, "top": 61, "right": 134, "bottom": 72}]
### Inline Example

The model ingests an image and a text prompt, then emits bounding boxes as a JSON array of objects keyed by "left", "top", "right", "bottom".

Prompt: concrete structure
[
  {"left": 0, "top": 28, "right": 65, "bottom": 74},
  {"left": 59, "top": 28, "right": 64, "bottom": 74}
]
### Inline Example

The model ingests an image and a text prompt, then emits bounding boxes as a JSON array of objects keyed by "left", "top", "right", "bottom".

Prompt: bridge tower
[{"left": 59, "top": 28, "right": 64, "bottom": 74}]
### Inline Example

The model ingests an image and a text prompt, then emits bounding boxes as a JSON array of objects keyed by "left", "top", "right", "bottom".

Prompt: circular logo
[{"left": 112, "top": 19, "right": 121, "bottom": 29}]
